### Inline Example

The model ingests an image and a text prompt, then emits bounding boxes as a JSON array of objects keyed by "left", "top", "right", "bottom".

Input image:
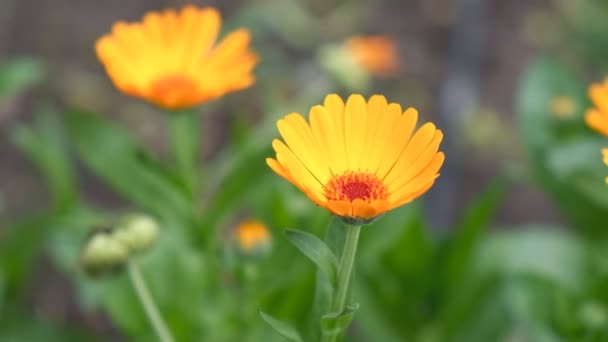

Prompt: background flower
[
  {"left": 585, "top": 78, "right": 608, "bottom": 135},
  {"left": 95, "top": 6, "right": 258, "bottom": 110}
]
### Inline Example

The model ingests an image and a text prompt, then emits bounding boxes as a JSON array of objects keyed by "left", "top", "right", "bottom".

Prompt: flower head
[
  {"left": 585, "top": 78, "right": 608, "bottom": 135},
  {"left": 95, "top": 6, "right": 258, "bottom": 110},
  {"left": 345, "top": 36, "right": 400, "bottom": 77},
  {"left": 267, "top": 94, "right": 444, "bottom": 222},
  {"left": 235, "top": 219, "right": 272, "bottom": 254}
]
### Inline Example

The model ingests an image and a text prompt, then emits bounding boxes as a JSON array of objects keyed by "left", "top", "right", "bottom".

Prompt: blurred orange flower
[
  {"left": 345, "top": 36, "right": 400, "bottom": 77},
  {"left": 95, "top": 6, "right": 258, "bottom": 110},
  {"left": 585, "top": 78, "right": 608, "bottom": 135},
  {"left": 267, "top": 94, "right": 444, "bottom": 222},
  {"left": 235, "top": 219, "right": 271, "bottom": 252}
]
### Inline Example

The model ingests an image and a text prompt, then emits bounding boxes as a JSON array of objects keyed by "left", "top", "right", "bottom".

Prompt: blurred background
[
  {"left": 0, "top": 0, "right": 561, "bottom": 224},
  {"left": 2, "top": 0, "right": 608, "bottom": 341}
]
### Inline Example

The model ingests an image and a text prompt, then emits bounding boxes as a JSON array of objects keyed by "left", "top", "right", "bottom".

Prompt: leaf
[
  {"left": 0, "top": 57, "right": 45, "bottom": 104},
  {"left": 10, "top": 109, "right": 76, "bottom": 210},
  {"left": 284, "top": 228, "right": 338, "bottom": 286},
  {"left": 321, "top": 303, "right": 360, "bottom": 339},
  {"left": 64, "top": 110, "right": 191, "bottom": 221},
  {"left": 258, "top": 310, "right": 304, "bottom": 342},
  {"left": 353, "top": 280, "right": 402, "bottom": 342}
]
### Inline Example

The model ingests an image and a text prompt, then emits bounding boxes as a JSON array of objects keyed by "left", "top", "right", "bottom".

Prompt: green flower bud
[
  {"left": 80, "top": 230, "right": 129, "bottom": 277},
  {"left": 114, "top": 214, "right": 159, "bottom": 254},
  {"left": 318, "top": 44, "right": 370, "bottom": 92}
]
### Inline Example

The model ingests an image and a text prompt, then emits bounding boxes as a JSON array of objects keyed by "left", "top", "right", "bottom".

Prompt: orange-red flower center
[
  {"left": 325, "top": 171, "right": 388, "bottom": 202},
  {"left": 150, "top": 74, "right": 199, "bottom": 108}
]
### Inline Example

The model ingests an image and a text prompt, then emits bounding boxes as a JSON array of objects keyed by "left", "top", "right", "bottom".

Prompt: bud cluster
[{"left": 80, "top": 214, "right": 159, "bottom": 277}]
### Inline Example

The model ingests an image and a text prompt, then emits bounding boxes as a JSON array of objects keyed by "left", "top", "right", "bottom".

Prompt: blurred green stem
[
  {"left": 128, "top": 260, "right": 174, "bottom": 342},
  {"left": 168, "top": 110, "right": 201, "bottom": 196},
  {"left": 323, "top": 224, "right": 361, "bottom": 342}
]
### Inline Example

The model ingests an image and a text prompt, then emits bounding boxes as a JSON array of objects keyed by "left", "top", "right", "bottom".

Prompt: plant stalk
[
  {"left": 323, "top": 224, "right": 361, "bottom": 342},
  {"left": 127, "top": 260, "right": 174, "bottom": 342},
  {"left": 168, "top": 110, "right": 201, "bottom": 195}
]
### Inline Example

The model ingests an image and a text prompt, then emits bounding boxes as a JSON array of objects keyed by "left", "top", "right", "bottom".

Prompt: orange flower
[
  {"left": 345, "top": 36, "right": 400, "bottom": 77},
  {"left": 235, "top": 219, "right": 272, "bottom": 253},
  {"left": 267, "top": 94, "right": 444, "bottom": 222},
  {"left": 585, "top": 78, "right": 608, "bottom": 135},
  {"left": 95, "top": 6, "right": 258, "bottom": 110}
]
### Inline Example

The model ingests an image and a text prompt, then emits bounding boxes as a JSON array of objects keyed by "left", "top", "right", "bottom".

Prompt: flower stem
[
  {"left": 323, "top": 224, "right": 361, "bottom": 342},
  {"left": 127, "top": 260, "right": 174, "bottom": 342},
  {"left": 169, "top": 110, "right": 200, "bottom": 195}
]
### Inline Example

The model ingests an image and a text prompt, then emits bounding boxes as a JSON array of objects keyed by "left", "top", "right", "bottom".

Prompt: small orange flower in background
[
  {"left": 585, "top": 78, "right": 608, "bottom": 135},
  {"left": 235, "top": 219, "right": 272, "bottom": 253},
  {"left": 345, "top": 35, "right": 400, "bottom": 77},
  {"left": 550, "top": 95, "right": 577, "bottom": 119},
  {"left": 95, "top": 6, "right": 258, "bottom": 110},
  {"left": 267, "top": 94, "right": 444, "bottom": 222}
]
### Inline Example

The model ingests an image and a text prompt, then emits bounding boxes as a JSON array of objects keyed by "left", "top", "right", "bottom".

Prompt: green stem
[
  {"left": 323, "top": 224, "right": 361, "bottom": 342},
  {"left": 168, "top": 110, "right": 201, "bottom": 195},
  {"left": 127, "top": 260, "right": 175, "bottom": 342}
]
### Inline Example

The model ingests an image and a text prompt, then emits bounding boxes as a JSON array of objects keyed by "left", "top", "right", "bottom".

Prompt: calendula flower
[
  {"left": 585, "top": 78, "right": 608, "bottom": 135},
  {"left": 550, "top": 95, "right": 577, "bottom": 119},
  {"left": 267, "top": 94, "right": 444, "bottom": 222},
  {"left": 345, "top": 35, "right": 400, "bottom": 77},
  {"left": 235, "top": 219, "right": 272, "bottom": 253},
  {"left": 95, "top": 6, "right": 258, "bottom": 110}
]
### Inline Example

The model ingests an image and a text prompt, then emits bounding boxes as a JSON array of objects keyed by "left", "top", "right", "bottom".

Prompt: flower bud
[
  {"left": 80, "top": 230, "right": 129, "bottom": 277},
  {"left": 318, "top": 43, "right": 369, "bottom": 92},
  {"left": 319, "top": 35, "right": 400, "bottom": 92},
  {"left": 549, "top": 95, "right": 577, "bottom": 119},
  {"left": 113, "top": 214, "right": 159, "bottom": 254},
  {"left": 234, "top": 219, "right": 272, "bottom": 257}
]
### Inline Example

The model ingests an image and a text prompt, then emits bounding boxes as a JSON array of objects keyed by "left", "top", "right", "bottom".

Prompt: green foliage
[
  {"left": 10, "top": 109, "right": 76, "bottom": 210},
  {"left": 284, "top": 228, "right": 338, "bottom": 287},
  {"left": 517, "top": 58, "right": 608, "bottom": 237},
  {"left": 64, "top": 110, "right": 193, "bottom": 224},
  {"left": 5, "top": 1, "right": 608, "bottom": 339},
  {"left": 0, "top": 58, "right": 45, "bottom": 105},
  {"left": 259, "top": 310, "right": 304, "bottom": 342}
]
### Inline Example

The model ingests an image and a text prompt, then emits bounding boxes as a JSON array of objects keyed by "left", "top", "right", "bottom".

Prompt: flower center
[
  {"left": 150, "top": 74, "right": 199, "bottom": 108},
  {"left": 325, "top": 171, "right": 388, "bottom": 202}
]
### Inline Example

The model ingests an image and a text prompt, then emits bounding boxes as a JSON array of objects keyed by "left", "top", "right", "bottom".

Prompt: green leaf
[
  {"left": 64, "top": 110, "right": 191, "bottom": 221},
  {"left": 258, "top": 310, "right": 304, "bottom": 342},
  {"left": 321, "top": 303, "right": 360, "bottom": 339},
  {"left": 443, "top": 177, "right": 509, "bottom": 291},
  {"left": 0, "top": 269, "right": 5, "bottom": 310},
  {"left": 10, "top": 109, "right": 76, "bottom": 210},
  {"left": 0, "top": 57, "right": 45, "bottom": 104},
  {"left": 284, "top": 228, "right": 338, "bottom": 286}
]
